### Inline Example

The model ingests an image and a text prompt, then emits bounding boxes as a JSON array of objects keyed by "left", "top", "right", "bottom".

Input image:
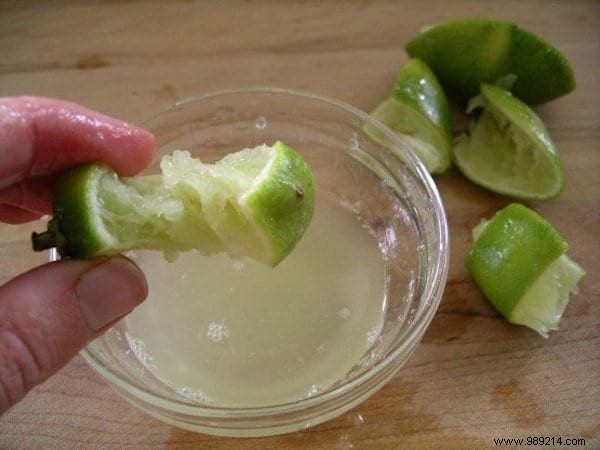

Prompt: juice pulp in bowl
[{"left": 80, "top": 88, "right": 448, "bottom": 436}]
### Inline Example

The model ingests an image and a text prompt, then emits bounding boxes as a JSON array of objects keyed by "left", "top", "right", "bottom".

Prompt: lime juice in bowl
[
  {"left": 125, "top": 192, "right": 387, "bottom": 407},
  {"left": 75, "top": 89, "right": 449, "bottom": 436}
]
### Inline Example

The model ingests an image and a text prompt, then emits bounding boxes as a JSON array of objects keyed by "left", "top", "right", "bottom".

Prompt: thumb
[{"left": 0, "top": 256, "right": 147, "bottom": 414}]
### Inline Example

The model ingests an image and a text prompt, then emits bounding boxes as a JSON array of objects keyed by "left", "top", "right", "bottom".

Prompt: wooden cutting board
[{"left": 0, "top": 1, "right": 598, "bottom": 448}]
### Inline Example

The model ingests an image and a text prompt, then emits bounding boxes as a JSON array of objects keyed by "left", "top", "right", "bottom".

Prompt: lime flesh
[
  {"left": 405, "top": 18, "right": 576, "bottom": 105},
  {"left": 454, "top": 84, "right": 565, "bottom": 200},
  {"left": 511, "top": 254, "right": 585, "bottom": 337},
  {"left": 467, "top": 203, "right": 585, "bottom": 336},
  {"left": 365, "top": 58, "right": 452, "bottom": 174},
  {"left": 36, "top": 141, "right": 316, "bottom": 266}
]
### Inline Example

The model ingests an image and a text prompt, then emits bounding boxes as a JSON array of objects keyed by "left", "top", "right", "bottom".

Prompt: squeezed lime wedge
[
  {"left": 32, "top": 141, "right": 316, "bottom": 267},
  {"left": 365, "top": 58, "right": 452, "bottom": 174},
  {"left": 454, "top": 84, "right": 565, "bottom": 200},
  {"left": 467, "top": 203, "right": 585, "bottom": 337},
  {"left": 405, "top": 18, "right": 576, "bottom": 105}
]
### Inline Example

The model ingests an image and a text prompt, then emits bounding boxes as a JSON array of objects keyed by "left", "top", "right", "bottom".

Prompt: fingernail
[{"left": 76, "top": 257, "right": 148, "bottom": 331}]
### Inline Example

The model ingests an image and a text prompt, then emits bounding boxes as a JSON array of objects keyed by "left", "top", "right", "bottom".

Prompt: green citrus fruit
[
  {"left": 454, "top": 84, "right": 565, "bottom": 200},
  {"left": 405, "top": 18, "right": 576, "bottom": 105},
  {"left": 364, "top": 58, "right": 452, "bottom": 174},
  {"left": 466, "top": 203, "right": 585, "bottom": 336},
  {"left": 32, "top": 141, "right": 316, "bottom": 267}
]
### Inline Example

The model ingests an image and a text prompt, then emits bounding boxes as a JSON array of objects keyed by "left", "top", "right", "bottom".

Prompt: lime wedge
[
  {"left": 405, "top": 18, "right": 576, "bottom": 105},
  {"left": 454, "top": 84, "right": 565, "bottom": 200},
  {"left": 467, "top": 203, "right": 585, "bottom": 337},
  {"left": 364, "top": 58, "right": 452, "bottom": 174},
  {"left": 32, "top": 141, "right": 316, "bottom": 267}
]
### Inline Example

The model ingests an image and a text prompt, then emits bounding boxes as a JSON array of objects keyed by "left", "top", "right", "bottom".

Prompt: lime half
[
  {"left": 405, "top": 18, "right": 576, "bottom": 105},
  {"left": 454, "top": 84, "right": 565, "bottom": 200},
  {"left": 32, "top": 141, "right": 316, "bottom": 267},
  {"left": 365, "top": 58, "right": 452, "bottom": 174},
  {"left": 467, "top": 203, "right": 585, "bottom": 337}
]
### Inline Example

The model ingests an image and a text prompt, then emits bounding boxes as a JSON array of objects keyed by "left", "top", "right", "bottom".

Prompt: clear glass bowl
[{"left": 78, "top": 88, "right": 449, "bottom": 437}]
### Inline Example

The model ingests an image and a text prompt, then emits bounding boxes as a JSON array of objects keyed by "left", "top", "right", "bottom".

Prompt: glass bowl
[{"left": 78, "top": 88, "right": 449, "bottom": 437}]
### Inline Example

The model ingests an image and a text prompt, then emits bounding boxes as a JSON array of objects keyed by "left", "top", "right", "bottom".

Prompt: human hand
[{"left": 0, "top": 97, "right": 155, "bottom": 414}]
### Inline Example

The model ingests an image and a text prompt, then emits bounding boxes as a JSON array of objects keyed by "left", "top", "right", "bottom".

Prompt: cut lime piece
[
  {"left": 405, "top": 18, "right": 576, "bottom": 105},
  {"left": 466, "top": 203, "right": 585, "bottom": 337},
  {"left": 454, "top": 84, "right": 565, "bottom": 200},
  {"left": 32, "top": 141, "right": 316, "bottom": 267},
  {"left": 364, "top": 58, "right": 452, "bottom": 174}
]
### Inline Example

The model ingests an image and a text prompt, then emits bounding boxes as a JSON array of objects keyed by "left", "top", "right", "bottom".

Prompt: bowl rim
[{"left": 80, "top": 86, "right": 449, "bottom": 418}]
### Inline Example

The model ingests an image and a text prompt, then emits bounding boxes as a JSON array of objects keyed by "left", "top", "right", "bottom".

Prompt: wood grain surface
[{"left": 0, "top": 1, "right": 599, "bottom": 448}]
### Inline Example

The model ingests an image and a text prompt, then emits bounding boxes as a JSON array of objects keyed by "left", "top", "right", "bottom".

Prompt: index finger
[{"left": 0, "top": 96, "right": 155, "bottom": 190}]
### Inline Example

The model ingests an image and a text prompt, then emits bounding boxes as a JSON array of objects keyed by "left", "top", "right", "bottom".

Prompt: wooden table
[{"left": 1, "top": 1, "right": 598, "bottom": 448}]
